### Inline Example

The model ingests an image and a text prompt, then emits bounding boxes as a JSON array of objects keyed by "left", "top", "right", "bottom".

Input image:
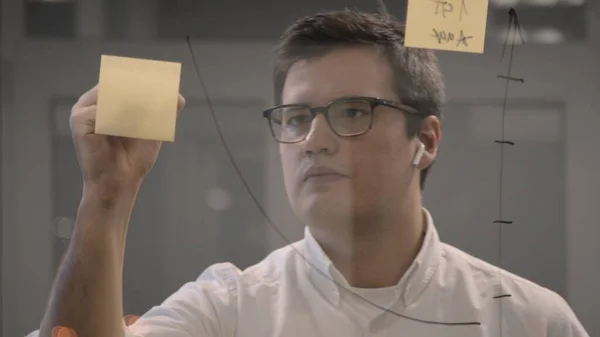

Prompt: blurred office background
[{"left": 1, "top": 0, "right": 599, "bottom": 336}]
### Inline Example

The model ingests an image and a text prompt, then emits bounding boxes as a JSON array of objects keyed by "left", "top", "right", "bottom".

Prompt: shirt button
[{"left": 332, "top": 290, "right": 339, "bottom": 301}]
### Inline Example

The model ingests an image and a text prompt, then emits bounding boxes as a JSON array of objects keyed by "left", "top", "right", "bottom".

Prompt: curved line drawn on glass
[
  {"left": 183, "top": 0, "right": 533, "bottom": 330},
  {"left": 184, "top": 31, "right": 482, "bottom": 327}
]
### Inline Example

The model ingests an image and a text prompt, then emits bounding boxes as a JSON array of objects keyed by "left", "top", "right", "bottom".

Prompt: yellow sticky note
[
  {"left": 96, "top": 55, "right": 182, "bottom": 141},
  {"left": 405, "top": 0, "right": 489, "bottom": 53}
]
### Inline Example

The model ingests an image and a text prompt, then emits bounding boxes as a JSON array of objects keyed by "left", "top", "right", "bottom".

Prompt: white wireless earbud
[{"left": 412, "top": 142, "right": 425, "bottom": 167}]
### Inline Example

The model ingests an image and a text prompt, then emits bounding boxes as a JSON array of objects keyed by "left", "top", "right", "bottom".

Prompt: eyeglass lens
[{"left": 269, "top": 99, "right": 373, "bottom": 142}]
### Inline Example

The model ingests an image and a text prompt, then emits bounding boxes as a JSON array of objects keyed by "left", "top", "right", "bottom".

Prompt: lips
[{"left": 302, "top": 166, "right": 346, "bottom": 182}]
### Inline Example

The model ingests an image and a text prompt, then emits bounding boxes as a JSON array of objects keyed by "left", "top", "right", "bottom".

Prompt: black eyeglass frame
[{"left": 262, "top": 96, "right": 425, "bottom": 144}]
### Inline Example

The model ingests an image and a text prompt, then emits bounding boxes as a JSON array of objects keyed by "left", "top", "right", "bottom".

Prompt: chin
[{"left": 299, "top": 195, "right": 360, "bottom": 226}]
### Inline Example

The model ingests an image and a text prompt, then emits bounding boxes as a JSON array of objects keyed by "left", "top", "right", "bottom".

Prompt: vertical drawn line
[{"left": 495, "top": 7, "right": 524, "bottom": 337}]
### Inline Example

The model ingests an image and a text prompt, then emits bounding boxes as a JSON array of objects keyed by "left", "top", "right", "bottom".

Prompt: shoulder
[
  {"left": 125, "top": 241, "right": 306, "bottom": 336},
  {"left": 440, "top": 243, "right": 588, "bottom": 336},
  {"left": 197, "top": 239, "right": 305, "bottom": 293}
]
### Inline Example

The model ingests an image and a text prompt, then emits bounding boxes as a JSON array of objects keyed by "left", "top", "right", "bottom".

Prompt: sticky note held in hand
[
  {"left": 405, "top": 0, "right": 489, "bottom": 54},
  {"left": 96, "top": 55, "right": 182, "bottom": 142}
]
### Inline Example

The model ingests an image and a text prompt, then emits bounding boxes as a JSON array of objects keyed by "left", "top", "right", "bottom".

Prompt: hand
[{"left": 70, "top": 84, "right": 186, "bottom": 199}]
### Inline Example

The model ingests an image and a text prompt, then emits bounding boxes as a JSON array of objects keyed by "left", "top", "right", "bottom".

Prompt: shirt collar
[{"left": 302, "top": 208, "right": 442, "bottom": 307}]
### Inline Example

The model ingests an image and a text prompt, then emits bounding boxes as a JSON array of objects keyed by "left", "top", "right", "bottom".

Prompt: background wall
[{"left": 2, "top": 0, "right": 599, "bottom": 336}]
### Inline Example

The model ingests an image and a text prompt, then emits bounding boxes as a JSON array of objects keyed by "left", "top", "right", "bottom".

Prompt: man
[{"left": 31, "top": 9, "right": 588, "bottom": 337}]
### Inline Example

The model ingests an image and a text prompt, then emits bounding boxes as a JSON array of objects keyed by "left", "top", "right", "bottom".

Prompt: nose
[{"left": 302, "top": 114, "right": 339, "bottom": 156}]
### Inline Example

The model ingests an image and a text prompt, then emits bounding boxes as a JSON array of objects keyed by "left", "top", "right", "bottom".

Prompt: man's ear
[{"left": 416, "top": 115, "right": 441, "bottom": 170}]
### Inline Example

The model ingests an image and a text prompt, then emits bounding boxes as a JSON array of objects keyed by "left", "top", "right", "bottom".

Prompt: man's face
[{"left": 279, "top": 47, "right": 437, "bottom": 231}]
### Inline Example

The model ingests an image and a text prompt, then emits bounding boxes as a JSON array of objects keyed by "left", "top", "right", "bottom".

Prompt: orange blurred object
[
  {"left": 124, "top": 315, "right": 141, "bottom": 326},
  {"left": 52, "top": 326, "right": 77, "bottom": 337}
]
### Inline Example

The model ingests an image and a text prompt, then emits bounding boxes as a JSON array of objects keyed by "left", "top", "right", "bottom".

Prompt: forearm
[{"left": 38, "top": 187, "right": 137, "bottom": 337}]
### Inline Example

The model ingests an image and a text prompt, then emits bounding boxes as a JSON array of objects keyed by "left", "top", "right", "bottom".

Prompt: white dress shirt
[{"left": 28, "top": 209, "right": 589, "bottom": 337}]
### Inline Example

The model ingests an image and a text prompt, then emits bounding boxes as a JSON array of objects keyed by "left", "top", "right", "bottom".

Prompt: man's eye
[
  {"left": 286, "top": 115, "right": 311, "bottom": 126},
  {"left": 342, "top": 109, "right": 366, "bottom": 118}
]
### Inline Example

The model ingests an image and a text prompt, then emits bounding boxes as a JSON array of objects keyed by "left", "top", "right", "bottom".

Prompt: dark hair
[{"left": 273, "top": 9, "right": 446, "bottom": 190}]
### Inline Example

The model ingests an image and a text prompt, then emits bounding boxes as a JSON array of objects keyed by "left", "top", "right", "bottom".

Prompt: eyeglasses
[{"left": 263, "top": 96, "right": 424, "bottom": 144}]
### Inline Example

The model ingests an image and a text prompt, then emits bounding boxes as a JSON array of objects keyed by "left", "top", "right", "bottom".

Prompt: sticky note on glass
[
  {"left": 405, "top": 0, "right": 489, "bottom": 53},
  {"left": 96, "top": 55, "right": 182, "bottom": 141}
]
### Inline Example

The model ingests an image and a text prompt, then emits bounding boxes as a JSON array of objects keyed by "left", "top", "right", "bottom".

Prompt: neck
[{"left": 310, "top": 201, "right": 427, "bottom": 289}]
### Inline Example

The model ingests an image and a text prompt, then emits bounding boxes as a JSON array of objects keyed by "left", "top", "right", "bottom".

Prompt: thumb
[{"left": 177, "top": 94, "right": 186, "bottom": 116}]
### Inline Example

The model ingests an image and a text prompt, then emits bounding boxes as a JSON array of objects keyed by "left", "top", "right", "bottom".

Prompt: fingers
[
  {"left": 76, "top": 84, "right": 99, "bottom": 108},
  {"left": 177, "top": 94, "right": 186, "bottom": 116},
  {"left": 78, "top": 85, "right": 184, "bottom": 109},
  {"left": 70, "top": 105, "right": 96, "bottom": 138},
  {"left": 72, "top": 86, "right": 185, "bottom": 135}
]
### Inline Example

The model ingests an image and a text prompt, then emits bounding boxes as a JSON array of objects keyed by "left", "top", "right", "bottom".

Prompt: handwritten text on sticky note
[
  {"left": 404, "top": 0, "right": 489, "bottom": 53},
  {"left": 96, "top": 55, "right": 182, "bottom": 142}
]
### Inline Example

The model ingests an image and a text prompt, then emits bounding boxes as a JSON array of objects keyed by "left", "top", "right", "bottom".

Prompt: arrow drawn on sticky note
[{"left": 404, "top": 0, "right": 489, "bottom": 53}]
